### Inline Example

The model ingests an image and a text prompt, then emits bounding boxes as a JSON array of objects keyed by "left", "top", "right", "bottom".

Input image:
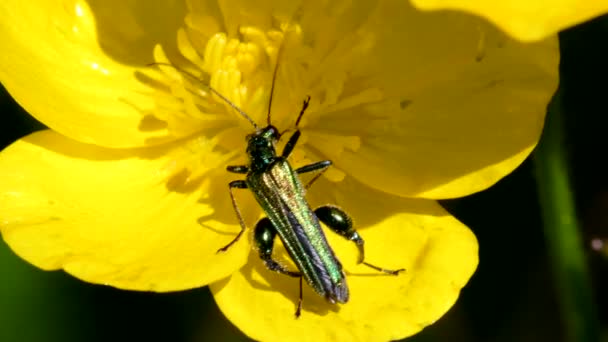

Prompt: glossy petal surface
[
  {"left": 212, "top": 179, "right": 478, "bottom": 341},
  {"left": 0, "top": 0, "right": 186, "bottom": 147},
  {"left": 0, "top": 130, "right": 253, "bottom": 291},
  {"left": 294, "top": 0, "right": 559, "bottom": 198},
  {"left": 412, "top": 0, "right": 608, "bottom": 41}
]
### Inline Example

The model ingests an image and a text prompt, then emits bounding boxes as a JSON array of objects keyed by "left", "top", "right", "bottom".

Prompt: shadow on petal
[
  {"left": 0, "top": 130, "right": 250, "bottom": 291},
  {"left": 216, "top": 250, "right": 341, "bottom": 318},
  {"left": 87, "top": 0, "right": 185, "bottom": 65},
  {"left": 307, "top": 175, "right": 444, "bottom": 229}
]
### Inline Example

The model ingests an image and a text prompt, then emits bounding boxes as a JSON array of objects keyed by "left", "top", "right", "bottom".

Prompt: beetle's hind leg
[
  {"left": 255, "top": 218, "right": 300, "bottom": 277},
  {"left": 254, "top": 218, "right": 304, "bottom": 317},
  {"left": 315, "top": 205, "right": 405, "bottom": 275}
]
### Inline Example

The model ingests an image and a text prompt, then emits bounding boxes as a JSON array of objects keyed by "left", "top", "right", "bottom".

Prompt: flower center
[
  {"left": 148, "top": 25, "right": 281, "bottom": 144},
  {"left": 142, "top": 8, "right": 388, "bottom": 186}
]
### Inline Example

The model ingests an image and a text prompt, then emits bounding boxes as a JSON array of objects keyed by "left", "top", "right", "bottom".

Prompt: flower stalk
[{"left": 534, "top": 88, "right": 600, "bottom": 342}]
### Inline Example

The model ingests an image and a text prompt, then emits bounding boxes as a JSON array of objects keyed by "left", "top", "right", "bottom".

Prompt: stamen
[
  {"left": 138, "top": 5, "right": 388, "bottom": 191},
  {"left": 177, "top": 29, "right": 203, "bottom": 66}
]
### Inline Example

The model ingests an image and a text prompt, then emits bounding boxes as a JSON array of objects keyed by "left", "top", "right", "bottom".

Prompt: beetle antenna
[
  {"left": 266, "top": 48, "right": 282, "bottom": 126},
  {"left": 147, "top": 62, "right": 258, "bottom": 129}
]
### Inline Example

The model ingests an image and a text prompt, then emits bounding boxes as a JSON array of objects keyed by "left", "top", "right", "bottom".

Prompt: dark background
[{"left": 1, "top": 13, "right": 607, "bottom": 342}]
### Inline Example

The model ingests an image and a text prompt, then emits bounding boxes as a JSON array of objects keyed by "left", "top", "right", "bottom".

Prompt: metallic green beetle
[
  {"left": 149, "top": 60, "right": 404, "bottom": 316},
  {"left": 219, "top": 70, "right": 404, "bottom": 316}
]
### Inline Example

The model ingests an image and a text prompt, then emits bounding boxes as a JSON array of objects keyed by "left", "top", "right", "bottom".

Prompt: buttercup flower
[
  {"left": 0, "top": 0, "right": 557, "bottom": 341},
  {"left": 412, "top": 0, "right": 608, "bottom": 42}
]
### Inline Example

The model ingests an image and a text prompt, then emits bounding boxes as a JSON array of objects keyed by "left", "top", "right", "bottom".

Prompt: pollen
[
  {"left": 146, "top": 25, "right": 285, "bottom": 139},
  {"left": 139, "top": 10, "right": 387, "bottom": 190}
]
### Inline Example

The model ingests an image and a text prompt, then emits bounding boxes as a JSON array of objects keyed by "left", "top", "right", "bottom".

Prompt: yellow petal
[
  {"left": 211, "top": 179, "right": 477, "bottom": 341},
  {"left": 411, "top": 0, "right": 608, "bottom": 42},
  {"left": 0, "top": 130, "right": 254, "bottom": 291},
  {"left": 305, "top": 4, "right": 559, "bottom": 199},
  {"left": 0, "top": 0, "right": 186, "bottom": 148}
]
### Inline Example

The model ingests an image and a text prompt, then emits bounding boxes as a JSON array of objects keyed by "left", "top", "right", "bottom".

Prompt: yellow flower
[
  {"left": 411, "top": 0, "right": 608, "bottom": 42},
  {"left": 0, "top": 0, "right": 557, "bottom": 341}
]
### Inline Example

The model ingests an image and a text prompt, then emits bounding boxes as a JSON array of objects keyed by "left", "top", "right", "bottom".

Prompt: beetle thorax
[{"left": 247, "top": 126, "right": 279, "bottom": 172}]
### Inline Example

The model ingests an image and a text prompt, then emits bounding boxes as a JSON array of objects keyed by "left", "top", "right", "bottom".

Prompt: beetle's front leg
[{"left": 227, "top": 165, "right": 249, "bottom": 174}]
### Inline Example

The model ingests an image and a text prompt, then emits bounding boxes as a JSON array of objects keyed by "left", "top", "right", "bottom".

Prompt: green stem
[{"left": 534, "top": 89, "right": 600, "bottom": 342}]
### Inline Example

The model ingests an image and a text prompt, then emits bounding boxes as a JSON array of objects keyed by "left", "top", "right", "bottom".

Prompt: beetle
[
  {"left": 148, "top": 57, "right": 404, "bottom": 317},
  {"left": 217, "top": 62, "right": 404, "bottom": 317}
]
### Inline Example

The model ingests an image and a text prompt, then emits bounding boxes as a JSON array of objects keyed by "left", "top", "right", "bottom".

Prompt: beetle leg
[
  {"left": 254, "top": 217, "right": 303, "bottom": 317},
  {"left": 226, "top": 165, "right": 249, "bottom": 174},
  {"left": 295, "top": 160, "right": 332, "bottom": 189},
  {"left": 281, "top": 96, "right": 311, "bottom": 158},
  {"left": 315, "top": 205, "right": 405, "bottom": 275},
  {"left": 217, "top": 180, "right": 248, "bottom": 253},
  {"left": 254, "top": 218, "right": 301, "bottom": 277}
]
